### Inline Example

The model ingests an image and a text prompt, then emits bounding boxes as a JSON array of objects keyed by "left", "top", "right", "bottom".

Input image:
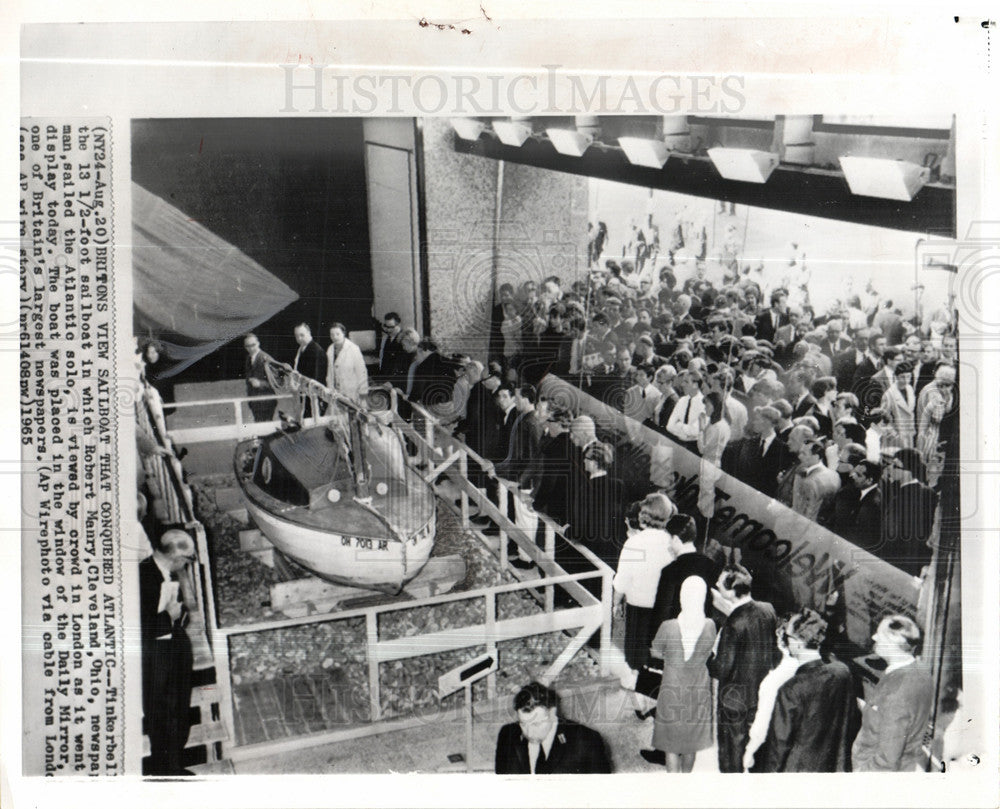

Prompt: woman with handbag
[{"left": 641, "top": 576, "right": 717, "bottom": 772}]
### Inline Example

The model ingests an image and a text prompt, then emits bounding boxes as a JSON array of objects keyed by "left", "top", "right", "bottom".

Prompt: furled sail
[{"left": 131, "top": 182, "right": 299, "bottom": 376}]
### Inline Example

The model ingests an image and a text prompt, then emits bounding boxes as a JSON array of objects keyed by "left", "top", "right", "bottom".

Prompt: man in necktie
[
  {"left": 726, "top": 405, "right": 784, "bottom": 497},
  {"left": 291, "top": 323, "right": 328, "bottom": 417},
  {"left": 494, "top": 682, "right": 612, "bottom": 774},
  {"left": 243, "top": 332, "right": 276, "bottom": 422},
  {"left": 666, "top": 370, "right": 705, "bottom": 454},
  {"left": 377, "top": 311, "right": 403, "bottom": 378},
  {"left": 140, "top": 528, "right": 197, "bottom": 775}
]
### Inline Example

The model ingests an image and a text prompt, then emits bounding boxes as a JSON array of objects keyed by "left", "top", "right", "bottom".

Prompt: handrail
[
  {"left": 218, "top": 569, "right": 606, "bottom": 637},
  {"left": 162, "top": 393, "right": 295, "bottom": 409},
  {"left": 403, "top": 394, "right": 614, "bottom": 576},
  {"left": 145, "top": 375, "right": 619, "bottom": 754}
]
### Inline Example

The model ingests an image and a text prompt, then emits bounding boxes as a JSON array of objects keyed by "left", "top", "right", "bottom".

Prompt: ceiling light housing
[
  {"left": 546, "top": 127, "right": 594, "bottom": 157},
  {"left": 839, "top": 156, "right": 930, "bottom": 201},
  {"left": 618, "top": 136, "right": 670, "bottom": 168},
  {"left": 707, "top": 147, "right": 780, "bottom": 183},
  {"left": 450, "top": 118, "right": 486, "bottom": 141},
  {"left": 492, "top": 119, "right": 533, "bottom": 147}
]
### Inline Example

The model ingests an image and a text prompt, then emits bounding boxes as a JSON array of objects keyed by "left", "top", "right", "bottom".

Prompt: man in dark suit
[
  {"left": 495, "top": 682, "right": 612, "bottom": 774},
  {"left": 649, "top": 514, "right": 721, "bottom": 630},
  {"left": 708, "top": 566, "right": 779, "bottom": 773},
  {"left": 291, "top": 322, "right": 327, "bottom": 385},
  {"left": 843, "top": 460, "right": 883, "bottom": 551},
  {"left": 521, "top": 306, "right": 564, "bottom": 386},
  {"left": 754, "top": 288, "right": 790, "bottom": 344},
  {"left": 291, "top": 322, "right": 328, "bottom": 418},
  {"left": 488, "top": 283, "right": 516, "bottom": 367},
  {"left": 756, "top": 610, "right": 860, "bottom": 772},
  {"left": 584, "top": 340, "right": 622, "bottom": 404},
  {"left": 488, "top": 383, "right": 520, "bottom": 464},
  {"left": 474, "top": 383, "right": 520, "bottom": 538},
  {"left": 375, "top": 311, "right": 405, "bottom": 380},
  {"left": 849, "top": 332, "right": 888, "bottom": 395},
  {"left": 787, "top": 368, "right": 817, "bottom": 420},
  {"left": 833, "top": 328, "right": 870, "bottom": 393},
  {"left": 243, "top": 332, "right": 276, "bottom": 422},
  {"left": 645, "top": 364, "right": 679, "bottom": 434},
  {"left": 140, "top": 529, "right": 197, "bottom": 776},
  {"left": 529, "top": 408, "right": 575, "bottom": 527},
  {"left": 913, "top": 341, "right": 939, "bottom": 397},
  {"left": 496, "top": 384, "right": 543, "bottom": 483},
  {"left": 881, "top": 448, "right": 937, "bottom": 576},
  {"left": 820, "top": 318, "right": 851, "bottom": 360},
  {"left": 458, "top": 363, "right": 502, "bottom": 487},
  {"left": 404, "top": 338, "right": 451, "bottom": 407},
  {"left": 724, "top": 405, "right": 784, "bottom": 497}
]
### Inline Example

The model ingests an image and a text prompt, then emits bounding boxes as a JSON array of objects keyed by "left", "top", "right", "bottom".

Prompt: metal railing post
[
  {"left": 498, "top": 519, "right": 508, "bottom": 582},
  {"left": 600, "top": 569, "right": 613, "bottom": 677},
  {"left": 366, "top": 611, "right": 381, "bottom": 722},
  {"left": 485, "top": 593, "right": 497, "bottom": 701},
  {"left": 458, "top": 449, "right": 469, "bottom": 530}
]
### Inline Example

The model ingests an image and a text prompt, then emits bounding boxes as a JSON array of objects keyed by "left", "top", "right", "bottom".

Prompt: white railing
[
  {"left": 158, "top": 377, "right": 616, "bottom": 758},
  {"left": 162, "top": 393, "right": 300, "bottom": 444}
]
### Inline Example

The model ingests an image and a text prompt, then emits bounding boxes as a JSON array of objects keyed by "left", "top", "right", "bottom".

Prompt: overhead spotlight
[
  {"left": 839, "top": 156, "right": 930, "bottom": 201},
  {"left": 450, "top": 118, "right": 486, "bottom": 141},
  {"left": 618, "top": 137, "right": 670, "bottom": 169},
  {"left": 492, "top": 118, "right": 533, "bottom": 147},
  {"left": 617, "top": 116, "right": 689, "bottom": 168},
  {"left": 546, "top": 115, "right": 600, "bottom": 157},
  {"left": 707, "top": 147, "right": 780, "bottom": 183},
  {"left": 546, "top": 127, "right": 593, "bottom": 157}
]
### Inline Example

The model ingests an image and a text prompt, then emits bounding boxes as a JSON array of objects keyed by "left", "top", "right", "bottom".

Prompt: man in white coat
[{"left": 326, "top": 322, "right": 369, "bottom": 404}]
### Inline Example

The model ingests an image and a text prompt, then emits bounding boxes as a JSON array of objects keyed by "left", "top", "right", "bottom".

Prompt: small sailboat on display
[{"left": 234, "top": 355, "right": 436, "bottom": 594}]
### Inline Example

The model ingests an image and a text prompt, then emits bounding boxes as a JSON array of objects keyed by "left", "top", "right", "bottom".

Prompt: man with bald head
[
  {"left": 140, "top": 528, "right": 197, "bottom": 775},
  {"left": 852, "top": 615, "right": 934, "bottom": 771},
  {"left": 291, "top": 322, "right": 328, "bottom": 417},
  {"left": 821, "top": 319, "right": 850, "bottom": 359}
]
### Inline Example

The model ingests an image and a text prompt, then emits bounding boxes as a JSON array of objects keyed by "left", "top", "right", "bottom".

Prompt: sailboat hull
[
  {"left": 234, "top": 427, "right": 436, "bottom": 594},
  {"left": 242, "top": 493, "right": 435, "bottom": 592}
]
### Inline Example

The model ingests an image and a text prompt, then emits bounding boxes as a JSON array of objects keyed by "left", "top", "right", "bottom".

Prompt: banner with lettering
[{"left": 538, "top": 376, "right": 921, "bottom": 648}]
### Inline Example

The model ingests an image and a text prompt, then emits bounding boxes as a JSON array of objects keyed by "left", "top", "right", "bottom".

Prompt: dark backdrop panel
[{"left": 131, "top": 117, "right": 373, "bottom": 384}]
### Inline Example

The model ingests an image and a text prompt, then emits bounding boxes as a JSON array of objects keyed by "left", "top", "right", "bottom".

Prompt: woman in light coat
[{"left": 879, "top": 361, "right": 916, "bottom": 447}]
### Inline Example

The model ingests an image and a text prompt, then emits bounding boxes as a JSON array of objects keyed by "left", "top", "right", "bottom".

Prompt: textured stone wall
[
  {"left": 421, "top": 117, "right": 589, "bottom": 361},
  {"left": 422, "top": 117, "right": 498, "bottom": 359}
]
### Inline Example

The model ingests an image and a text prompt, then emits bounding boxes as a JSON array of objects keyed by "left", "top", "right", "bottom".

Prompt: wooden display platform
[{"left": 237, "top": 528, "right": 466, "bottom": 617}]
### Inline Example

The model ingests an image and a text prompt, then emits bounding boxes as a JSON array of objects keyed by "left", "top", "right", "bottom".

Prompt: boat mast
[
  {"left": 259, "top": 351, "right": 374, "bottom": 497},
  {"left": 347, "top": 416, "right": 371, "bottom": 500}
]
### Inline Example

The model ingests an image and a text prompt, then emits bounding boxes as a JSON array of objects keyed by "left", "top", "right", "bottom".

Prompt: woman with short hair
[{"left": 613, "top": 493, "right": 678, "bottom": 672}]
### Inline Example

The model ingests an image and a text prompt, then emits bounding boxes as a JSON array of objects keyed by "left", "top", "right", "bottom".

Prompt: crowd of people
[
  {"left": 304, "top": 263, "right": 958, "bottom": 598},
  {"left": 457, "top": 266, "right": 956, "bottom": 579},
  {"left": 359, "top": 261, "right": 953, "bottom": 774},
  {"left": 493, "top": 602, "right": 934, "bottom": 774},
  {"left": 132, "top": 244, "right": 957, "bottom": 775}
]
